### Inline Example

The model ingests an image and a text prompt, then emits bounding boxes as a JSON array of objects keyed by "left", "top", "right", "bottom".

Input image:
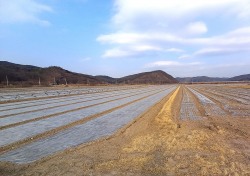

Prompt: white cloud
[
  {"left": 186, "top": 22, "right": 208, "bottom": 35},
  {"left": 98, "top": 0, "right": 250, "bottom": 63},
  {"left": 132, "top": 45, "right": 162, "bottom": 52},
  {"left": 99, "top": 25, "right": 250, "bottom": 59},
  {"left": 194, "top": 48, "right": 234, "bottom": 56},
  {"left": 97, "top": 33, "right": 147, "bottom": 44},
  {"left": 194, "top": 47, "right": 250, "bottom": 57},
  {"left": 166, "top": 48, "right": 184, "bottom": 53},
  {"left": 0, "top": 0, "right": 52, "bottom": 26},
  {"left": 146, "top": 61, "right": 181, "bottom": 67},
  {"left": 145, "top": 60, "right": 201, "bottom": 68},
  {"left": 102, "top": 44, "right": 163, "bottom": 58},
  {"left": 188, "top": 27, "right": 250, "bottom": 47},
  {"left": 98, "top": 26, "right": 250, "bottom": 47},
  {"left": 113, "top": 0, "right": 250, "bottom": 31},
  {"left": 183, "top": 27, "right": 250, "bottom": 57},
  {"left": 102, "top": 48, "right": 133, "bottom": 58},
  {"left": 178, "top": 54, "right": 192, "bottom": 59},
  {"left": 101, "top": 44, "right": 185, "bottom": 58},
  {"left": 97, "top": 32, "right": 183, "bottom": 46}
]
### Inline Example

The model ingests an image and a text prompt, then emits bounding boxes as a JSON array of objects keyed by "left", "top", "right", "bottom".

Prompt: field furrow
[
  {"left": 0, "top": 87, "right": 163, "bottom": 128},
  {"left": 191, "top": 85, "right": 250, "bottom": 117},
  {"left": 0, "top": 87, "right": 175, "bottom": 164},
  {"left": 1, "top": 83, "right": 249, "bottom": 174},
  {"left": 0, "top": 86, "right": 175, "bottom": 148},
  {"left": 0, "top": 86, "right": 142, "bottom": 108},
  {"left": 180, "top": 87, "right": 202, "bottom": 120},
  {"left": 188, "top": 87, "right": 227, "bottom": 117},
  {"left": 0, "top": 87, "right": 153, "bottom": 117}
]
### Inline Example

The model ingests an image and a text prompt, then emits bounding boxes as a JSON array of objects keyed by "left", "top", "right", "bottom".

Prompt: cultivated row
[{"left": 0, "top": 86, "right": 176, "bottom": 163}]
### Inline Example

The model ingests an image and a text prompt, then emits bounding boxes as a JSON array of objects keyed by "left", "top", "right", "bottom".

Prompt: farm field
[
  {"left": 0, "top": 84, "right": 250, "bottom": 175},
  {"left": 0, "top": 86, "right": 145, "bottom": 102}
]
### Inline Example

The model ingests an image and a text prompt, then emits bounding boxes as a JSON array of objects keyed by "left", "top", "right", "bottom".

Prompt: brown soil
[{"left": 1, "top": 86, "right": 250, "bottom": 176}]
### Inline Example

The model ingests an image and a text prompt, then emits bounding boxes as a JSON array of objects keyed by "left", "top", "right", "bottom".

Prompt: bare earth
[{"left": 0, "top": 85, "right": 250, "bottom": 175}]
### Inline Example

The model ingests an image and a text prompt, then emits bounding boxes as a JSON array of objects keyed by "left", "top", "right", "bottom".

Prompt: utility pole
[
  {"left": 39, "top": 77, "right": 41, "bottom": 86},
  {"left": 6, "top": 75, "right": 8, "bottom": 86},
  {"left": 65, "top": 78, "right": 67, "bottom": 85}
]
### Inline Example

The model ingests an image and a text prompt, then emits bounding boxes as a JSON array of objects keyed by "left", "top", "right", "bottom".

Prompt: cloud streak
[
  {"left": 0, "top": 0, "right": 53, "bottom": 26},
  {"left": 145, "top": 61, "right": 201, "bottom": 68}
]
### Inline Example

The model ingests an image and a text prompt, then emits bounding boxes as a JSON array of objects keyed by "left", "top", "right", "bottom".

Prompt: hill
[
  {"left": 228, "top": 74, "right": 250, "bottom": 81},
  {"left": 95, "top": 75, "right": 117, "bottom": 84},
  {"left": 177, "top": 74, "right": 250, "bottom": 83},
  {"left": 0, "top": 61, "right": 101, "bottom": 86},
  {"left": 118, "top": 70, "right": 178, "bottom": 84},
  {"left": 176, "top": 76, "right": 228, "bottom": 83},
  {"left": 0, "top": 61, "right": 177, "bottom": 86}
]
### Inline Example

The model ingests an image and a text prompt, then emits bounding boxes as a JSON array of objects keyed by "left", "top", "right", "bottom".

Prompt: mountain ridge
[
  {"left": 0, "top": 61, "right": 103, "bottom": 86},
  {"left": 1, "top": 61, "right": 249, "bottom": 86},
  {"left": 0, "top": 61, "right": 177, "bottom": 86},
  {"left": 176, "top": 75, "right": 250, "bottom": 83}
]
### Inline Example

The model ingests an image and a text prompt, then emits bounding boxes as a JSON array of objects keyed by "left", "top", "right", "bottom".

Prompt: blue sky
[{"left": 0, "top": 0, "right": 250, "bottom": 78}]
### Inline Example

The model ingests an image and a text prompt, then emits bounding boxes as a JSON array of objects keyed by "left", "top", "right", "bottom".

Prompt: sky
[{"left": 0, "top": 0, "right": 250, "bottom": 78}]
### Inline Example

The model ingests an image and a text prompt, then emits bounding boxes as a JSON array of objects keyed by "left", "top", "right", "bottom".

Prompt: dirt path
[{"left": 1, "top": 85, "right": 250, "bottom": 175}]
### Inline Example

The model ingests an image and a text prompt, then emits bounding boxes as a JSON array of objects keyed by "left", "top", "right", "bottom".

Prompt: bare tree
[{"left": 39, "top": 77, "right": 41, "bottom": 86}]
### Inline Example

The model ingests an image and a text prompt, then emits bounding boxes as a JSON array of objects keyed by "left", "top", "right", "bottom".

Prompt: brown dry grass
[{"left": 223, "top": 84, "right": 250, "bottom": 89}]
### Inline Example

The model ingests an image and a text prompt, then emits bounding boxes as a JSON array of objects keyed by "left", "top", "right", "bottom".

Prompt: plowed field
[{"left": 0, "top": 84, "right": 249, "bottom": 175}]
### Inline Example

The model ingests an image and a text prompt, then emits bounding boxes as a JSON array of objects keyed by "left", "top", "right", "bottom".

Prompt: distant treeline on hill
[
  {"left": 1, "top": 61, "right": 249, "bottom": 87},
  {"left": 176, "top": 75, "right": 250, "bottom": 83},
  {"left": 0, "top": 61, "right": 177, "bottom": 86}
]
